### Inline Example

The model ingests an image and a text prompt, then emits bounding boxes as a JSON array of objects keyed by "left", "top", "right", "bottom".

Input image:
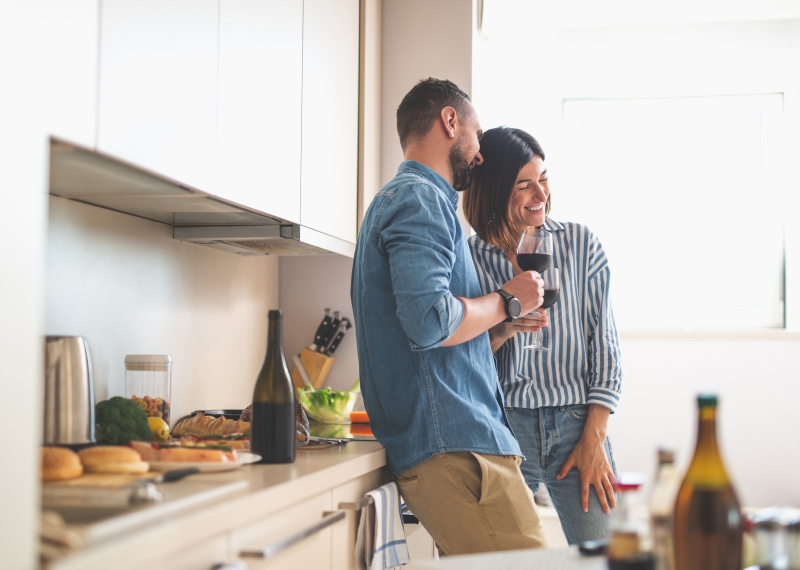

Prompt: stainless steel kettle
[{"left": 43, "top": 336, "right": 95, "bottom": 446}]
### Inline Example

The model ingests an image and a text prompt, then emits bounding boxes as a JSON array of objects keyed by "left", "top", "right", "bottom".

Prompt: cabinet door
[
  {"left": 46, "top": 0, "right": 99, "bottom": 149},
  {"left": 98, "top": 0, "right": 218, "bottom": 191},
  {"left": 146, "top": 534, "right": 229, "bottom": 570},
  {"left": 231, "top": 491, "right": 335, "bottom": 570},
  {"left": 217, "top": 0, "right": 303, "bottom": 222},
  {"left": 331, "top": 467, "right": 390, "bottom": 570},
  {"left": 301, "top": 0, "right": 360, "bottom": 243}
]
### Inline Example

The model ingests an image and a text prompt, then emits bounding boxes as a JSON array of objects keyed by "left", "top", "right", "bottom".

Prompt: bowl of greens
[{"left": 296, "top": 379, "right": 360, "bottom": 424}]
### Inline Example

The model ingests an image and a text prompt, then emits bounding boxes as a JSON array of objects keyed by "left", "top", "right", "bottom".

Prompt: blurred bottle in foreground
[
  {"left": 609, "top": 473, "right": 655, "bottom": 569},
  {"left": 673, "top": 394, "right": 742, "bottom": 570},
  {"left": 650, "top": 447, "right": 678, "bottom": 570}
]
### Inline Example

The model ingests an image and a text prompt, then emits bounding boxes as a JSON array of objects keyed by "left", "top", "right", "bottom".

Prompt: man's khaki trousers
[{"left": 393, "top": 451, "right": 548, "bottom": 556}]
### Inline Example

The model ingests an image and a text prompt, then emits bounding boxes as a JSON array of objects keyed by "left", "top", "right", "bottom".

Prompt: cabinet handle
[
  {"left": 339, "top": 497, "right": 420, "bottom": 525},
  {"left": 239, "top": 509, "right": 346, "bottom": 559}
]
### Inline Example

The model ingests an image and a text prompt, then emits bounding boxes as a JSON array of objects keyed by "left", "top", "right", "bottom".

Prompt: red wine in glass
[
  {"left": 517, "top": 228, "right": 553, "bottom": 275},
  {"left": 517, "top": 253, "right": 552, "bottom": 274},
  {"left": 540, "top": 288, "right": 559, "bottom": 309},
  {"left": 524, "top": 267, "right": 560, "bottom": 351}
]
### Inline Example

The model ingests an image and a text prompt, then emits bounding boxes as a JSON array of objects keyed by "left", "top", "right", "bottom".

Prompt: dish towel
[{"left": 355, "top": 482, "right": 411, "bottom": 570}]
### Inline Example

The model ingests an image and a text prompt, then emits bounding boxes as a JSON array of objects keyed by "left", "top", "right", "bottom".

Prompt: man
[{"left": 351, "top": 78, "right": 550, "bottom": 555}]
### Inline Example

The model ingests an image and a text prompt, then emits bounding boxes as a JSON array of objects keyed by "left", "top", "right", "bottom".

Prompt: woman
[{"left": 464, "top": 127, "right": 623, "bottom": 544}]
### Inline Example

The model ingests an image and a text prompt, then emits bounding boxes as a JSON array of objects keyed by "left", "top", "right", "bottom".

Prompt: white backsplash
[
  {"left": 46, "top": 196, "right": 279, "bottom": 424},
  {"left": 279, "top": 254, "right": 363, "bottom": 408}
]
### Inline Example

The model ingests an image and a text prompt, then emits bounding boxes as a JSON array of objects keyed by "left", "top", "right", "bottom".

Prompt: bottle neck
[
  {"left": 268, "top": 314, "right": 282, "bottom": 352},
  {"left": 696, "top": 406, "right": 719, "bottom": 453}
]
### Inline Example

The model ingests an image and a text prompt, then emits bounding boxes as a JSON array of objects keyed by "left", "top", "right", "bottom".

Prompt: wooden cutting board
[{"left": 44, "top": 472, "right": 158, "bottom": 488}]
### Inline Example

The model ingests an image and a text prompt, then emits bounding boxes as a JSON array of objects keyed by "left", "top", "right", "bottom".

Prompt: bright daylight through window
[
  {"left": 472, "top": 1, "right": 798, "bottom": 331},
  {"left": 558, "top": 94, "right": 785, "bottom": 330}
]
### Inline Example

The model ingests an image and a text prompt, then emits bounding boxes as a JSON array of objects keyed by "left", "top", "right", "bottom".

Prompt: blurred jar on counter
[
  {"left": 752, "top": 506, "right": 800, "bottom": 570},
  {"left": 788, "top": 513, "right": 800, "bottom": 570},
  {"left": 609, "top": 473, "right": 655, "bottom": 570},
  {"left": 125, "top": 355, "right": 172, "bottom": 426}
]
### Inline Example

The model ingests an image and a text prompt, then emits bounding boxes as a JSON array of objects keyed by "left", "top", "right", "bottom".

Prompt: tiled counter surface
[{"left": 45, "top": 442, "right": 387, "bottom": 570}]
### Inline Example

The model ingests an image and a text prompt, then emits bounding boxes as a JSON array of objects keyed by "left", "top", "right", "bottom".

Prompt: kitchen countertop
[{"left": 45, "top": 441, "right": 386, "bottom": 569}]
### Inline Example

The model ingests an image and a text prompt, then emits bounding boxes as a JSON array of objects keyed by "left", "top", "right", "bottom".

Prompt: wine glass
[
  {"left": 516, "top": 228, "right": 553, "bottom": 274},
  {"left": 523, "top": 267, "right": 560, "bottom": 351}
]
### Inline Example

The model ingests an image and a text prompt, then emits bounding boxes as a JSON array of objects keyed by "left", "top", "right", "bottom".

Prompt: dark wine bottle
[
  {"left": 673, "top": 395, "right": 742, "bottom": 570},
  {"left": 251, "top": 310, "right": 296, "bottom": 464}
]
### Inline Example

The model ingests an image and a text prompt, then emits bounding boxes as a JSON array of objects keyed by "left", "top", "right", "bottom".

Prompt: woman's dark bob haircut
[{"left": 464, "top": 127, "right": 549, "bottom": 253}]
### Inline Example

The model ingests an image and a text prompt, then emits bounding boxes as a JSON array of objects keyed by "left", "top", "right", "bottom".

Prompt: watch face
[{"left": 509, "top": 298, "right": 522, "bottom": 318}]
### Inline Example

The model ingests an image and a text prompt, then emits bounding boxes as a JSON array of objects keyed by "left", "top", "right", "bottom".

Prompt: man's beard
[{"left": 448, "top": 135, "right": 473, "bottom": 191}]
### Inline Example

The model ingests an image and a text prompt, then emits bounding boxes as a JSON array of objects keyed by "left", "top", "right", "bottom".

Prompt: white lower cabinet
[
  {"left": 45, "top": 451, "right": 391, "bottom": 570},
  {"left": 151, "top": 535, "right": 230, "bottom": 570},
  {"left": 228, "top": 468, "right": 393, "bottom": 570},
  {"left": 331, "top": 466, "right": 391, "bottom": 570},
  {"left": 231, "top": 491, "right": 336, "bottom": 570}
]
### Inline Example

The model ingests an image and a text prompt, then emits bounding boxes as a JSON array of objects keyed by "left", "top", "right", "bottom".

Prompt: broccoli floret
[{"left": 95, "top": 396, "right": 152, "bottom": 445}]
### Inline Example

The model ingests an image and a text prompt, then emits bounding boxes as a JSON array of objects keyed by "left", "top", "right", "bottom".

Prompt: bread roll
[
  {"left": 171, "top": 413, "right": 250, "bottom": 437},
  {"left": 78, "top": 446, "right": 149, "bottom": 474},
  {"left": 42, "top": 447, "right": 83, "bottom": 481}
]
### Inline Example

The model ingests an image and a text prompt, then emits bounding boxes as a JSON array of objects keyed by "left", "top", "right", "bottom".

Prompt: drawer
[
  {"left": 231, "top": 491, "right": 336, "bottom": 570},
  {"left": 150, "top": 534, "right": 229, "bottom": 570}
]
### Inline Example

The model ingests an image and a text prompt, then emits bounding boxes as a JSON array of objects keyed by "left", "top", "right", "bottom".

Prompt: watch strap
[{"left": 496, "top": 289, "right": 518, "bottom": 322}]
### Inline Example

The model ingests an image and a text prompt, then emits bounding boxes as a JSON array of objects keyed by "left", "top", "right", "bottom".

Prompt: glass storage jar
[{"left": 124, "top": 355, "right": 172, "bottom": 426}]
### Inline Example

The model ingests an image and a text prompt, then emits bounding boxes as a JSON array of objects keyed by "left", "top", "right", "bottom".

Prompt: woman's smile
[{"left": 511, "top": 156, "right": 549, "bottom": 228}]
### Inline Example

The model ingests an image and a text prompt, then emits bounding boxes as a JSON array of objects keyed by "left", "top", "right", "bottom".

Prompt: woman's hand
[
  {"left": 556, "top": 405, "right": 617, "bottom": 514},
  {"left": 488, "top": 311, "right": 547, "bottom": 352}
]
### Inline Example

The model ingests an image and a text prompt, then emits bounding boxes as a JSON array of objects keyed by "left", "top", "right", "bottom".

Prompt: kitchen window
[{"left": 556, "top": 93, "right": 787, "bottom": 330}]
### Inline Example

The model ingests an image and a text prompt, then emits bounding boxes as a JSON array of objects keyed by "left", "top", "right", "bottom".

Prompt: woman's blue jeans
[{"left": 506, "top": 404, "right": 618, "bottom": 545}]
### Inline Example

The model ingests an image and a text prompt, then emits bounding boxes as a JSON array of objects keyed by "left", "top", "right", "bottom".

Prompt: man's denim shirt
[{"left": 351, "top": 161, "right": 521, "bottom": 475}]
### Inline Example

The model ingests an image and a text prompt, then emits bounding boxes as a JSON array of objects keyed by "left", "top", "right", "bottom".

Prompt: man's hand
[
  {"left": 499, "top": 271, "right": 544, "bottom": 315},
  {"left": 488, "top": 310, "right": 547, "bottom": 352},
  {"left": 441, "top": 270, "right": 543, "bottom": 348},
  {"left": 556, "top": 405, "right": 616, "bottom": 514}
]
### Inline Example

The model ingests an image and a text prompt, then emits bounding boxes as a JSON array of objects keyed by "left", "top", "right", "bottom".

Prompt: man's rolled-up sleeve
[{"left": 379, "top": 187, "right": 464, "bottom": 351}]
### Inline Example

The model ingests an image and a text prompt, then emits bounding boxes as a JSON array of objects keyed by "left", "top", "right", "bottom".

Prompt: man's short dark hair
[{"left": 396, "top": 78, "right": 472, "bottom": 151}]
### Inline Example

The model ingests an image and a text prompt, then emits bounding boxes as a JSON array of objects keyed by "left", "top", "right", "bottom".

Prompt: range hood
[{"left": 49, "top": 138, "right": 355, "bottom": 257}]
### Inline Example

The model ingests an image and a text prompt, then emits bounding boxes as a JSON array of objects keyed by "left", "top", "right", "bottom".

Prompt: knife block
[{"left": 291, "top": 348, "right": 334, "bottom": 390}]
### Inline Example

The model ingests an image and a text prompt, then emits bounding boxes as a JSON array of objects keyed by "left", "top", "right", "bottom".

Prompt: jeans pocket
[
  {"left": 467, "top": 452, "right": 489, "bottom": 505},
  {"left": 393, "top": 472, "right": 419, "bottom": 486},
  {"left": 564, "top": 404, "right": 588, "bottom": 421},
  {"left": 442, "top": 452, "right": 485, "bottom": 506}
]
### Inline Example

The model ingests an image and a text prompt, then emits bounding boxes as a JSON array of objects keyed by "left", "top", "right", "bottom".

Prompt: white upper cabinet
[
  {"left": 97, "top": 0, "right": 218, "bottom": 191},
  {"left": 301, "top": 0, "right": 360, "bottom": 243},
  {"left": 217, "top": 0, "right": 303, "bottom": 223},
  {"left": 45, "top": 0, "right": 99, "bottom": 149}
]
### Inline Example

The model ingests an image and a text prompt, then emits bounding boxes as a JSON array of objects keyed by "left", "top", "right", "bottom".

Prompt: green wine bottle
[{"left": 251, "top": 310, "right": 295, "bottom": 464}]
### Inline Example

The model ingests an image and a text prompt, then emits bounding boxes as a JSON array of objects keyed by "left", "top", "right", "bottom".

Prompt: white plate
[{"left": 148, "top": 451, "right": 262, "bottom": 473}]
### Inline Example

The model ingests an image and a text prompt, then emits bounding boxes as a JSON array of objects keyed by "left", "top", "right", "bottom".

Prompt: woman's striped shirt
[{"left": 468, "top": 218, "right": 623, "bottom": 412}]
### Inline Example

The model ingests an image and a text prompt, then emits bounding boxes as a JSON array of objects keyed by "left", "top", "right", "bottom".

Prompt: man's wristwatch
[{"left": 496, "top": 289, "right": 521, "bottom": 323}]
